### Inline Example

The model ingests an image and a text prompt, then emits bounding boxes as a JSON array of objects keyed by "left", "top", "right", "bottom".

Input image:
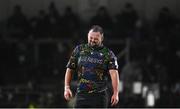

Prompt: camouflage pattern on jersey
[{"left": 66, "top": 44, "right": 118, "bottom": 94}]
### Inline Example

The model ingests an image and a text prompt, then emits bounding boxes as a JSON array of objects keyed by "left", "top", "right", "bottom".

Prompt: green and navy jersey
[{"left": 66, "top": 44, "right": 118, "bottom": 94}]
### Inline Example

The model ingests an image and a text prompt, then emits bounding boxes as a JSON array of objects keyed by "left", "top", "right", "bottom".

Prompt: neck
[{"left": 88, "top": 43, "right": 103, "bottom": 50}]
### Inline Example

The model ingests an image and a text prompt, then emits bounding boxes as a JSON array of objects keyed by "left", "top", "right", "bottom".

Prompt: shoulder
[
  {"left": 79, "top": 43, "right": 87, "bottom": 48},
  {"left": 75, "top": 43, "right": 87, "bottom": 48},
  {"left": 102, "top": 46, "right": 117, "bottom": 59},
  {"left": 101, "top": 46, "right": 114, "bottom": 55},
  {"left": 73, "top": 44, "right": 88, "bottom": 52},
  {"left": 74, "top": 44, "right": 84, "bottom": 50},
  {"left": 79, "top": 43, "right": 91, "bottom": 50}
]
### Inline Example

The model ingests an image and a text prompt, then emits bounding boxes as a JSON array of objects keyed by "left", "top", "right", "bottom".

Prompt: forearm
[
  {"left": 64, "top": 68, "right": 73, "bottom": 89},
  {"left": 110, "top": 70, "right": 120, "bottom": 94},
  {"left": 112, "top": 79, "right": 119, "bottom": 95}
]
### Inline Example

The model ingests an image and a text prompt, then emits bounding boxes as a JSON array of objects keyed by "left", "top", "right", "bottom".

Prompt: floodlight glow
[{"left": 147, "top": 91, "right": 155, "bottom": 107}]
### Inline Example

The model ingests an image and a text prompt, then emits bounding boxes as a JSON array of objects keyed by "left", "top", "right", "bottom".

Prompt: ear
[{"left": 101, "top": 34, "right": 104, "bottom": 41}]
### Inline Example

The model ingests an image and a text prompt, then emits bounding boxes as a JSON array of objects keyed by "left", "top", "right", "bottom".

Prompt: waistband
[{"left": 77, "top": 90, "right": 107, "bottom": 96}]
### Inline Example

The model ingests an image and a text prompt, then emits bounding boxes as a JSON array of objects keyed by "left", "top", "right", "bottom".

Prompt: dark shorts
[{"left": 74, "top": 91, "right": 108, "bottom": 108}]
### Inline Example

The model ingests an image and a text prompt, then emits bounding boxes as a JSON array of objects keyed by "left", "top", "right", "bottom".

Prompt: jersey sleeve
[
  {"left": 108, "top": 50, "right": 118, "bottom": 70},
  {"left": 66, "top": 45, "right": 79, "bottom": 70}
]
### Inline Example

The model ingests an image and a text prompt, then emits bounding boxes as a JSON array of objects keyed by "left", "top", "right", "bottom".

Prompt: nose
[{"left": 91, "top": 38, "right": 95, "bottom": 42}]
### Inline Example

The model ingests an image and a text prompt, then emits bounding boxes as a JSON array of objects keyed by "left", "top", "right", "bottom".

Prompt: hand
[
  {"left": 111, "top": 93, "right": 119, "bottom": 106},
  {"left": 64, "top": 88, "right": 73, "bottom": 101}
]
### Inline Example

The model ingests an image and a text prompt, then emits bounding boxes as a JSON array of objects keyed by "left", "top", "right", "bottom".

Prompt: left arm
[{"left": 109, "top": 69, "right": 120, "bottom": 106}]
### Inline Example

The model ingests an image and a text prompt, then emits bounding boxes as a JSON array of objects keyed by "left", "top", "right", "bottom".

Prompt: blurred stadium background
[{"left": 0, "top": 0, "right": 180, "bottom": 108}]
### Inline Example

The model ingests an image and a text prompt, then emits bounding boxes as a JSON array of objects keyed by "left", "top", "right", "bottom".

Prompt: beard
[
  {"left": 90, "top": 42, "right": 97, "bottom": 46},
  {"left": 88, "top": 42, "right": 102, "bottom": 48}
]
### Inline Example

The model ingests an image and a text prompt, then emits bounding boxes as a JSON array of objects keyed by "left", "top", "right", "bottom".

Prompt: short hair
[{"left": 90, "top": 25, "right": 104, "bottom": 35}]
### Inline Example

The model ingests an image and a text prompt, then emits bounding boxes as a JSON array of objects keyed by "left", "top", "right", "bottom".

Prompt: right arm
[
  {"left": 64, "top": 68, "right": 73, "bottom": 101},
  {"left": 64, "top": 45, "right": 79, "bottom": 101}
]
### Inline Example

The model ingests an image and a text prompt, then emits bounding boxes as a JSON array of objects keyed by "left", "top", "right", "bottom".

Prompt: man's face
[{"left": 88, "top": 30, "right": 103, "bottom": 47}]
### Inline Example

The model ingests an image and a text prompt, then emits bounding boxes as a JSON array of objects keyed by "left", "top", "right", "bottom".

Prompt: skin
[
  {"left": 64, "top": 29, "right": 119, "bottom": 106},
  {"left": 109, "top": 69, "right": 120, "bottom": 106},
  {"left": 64, "top": 68, "right": 73, "bottom": 101},
  {"left": 87, "top": 29, "right": 103, "bottom": 47}
]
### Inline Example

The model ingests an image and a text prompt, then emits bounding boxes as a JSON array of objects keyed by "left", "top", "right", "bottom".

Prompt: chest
[{"left": 78, "top": 50, "right": 108, "bottom": 68}]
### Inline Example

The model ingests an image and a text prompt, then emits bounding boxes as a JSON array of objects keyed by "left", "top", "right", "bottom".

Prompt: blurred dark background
[{"left": 0, "top": 0, "right": 180, "bottom": 108}]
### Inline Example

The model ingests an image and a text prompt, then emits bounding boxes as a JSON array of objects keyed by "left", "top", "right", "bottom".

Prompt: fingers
[
  {"left": 64, "top": 93, "right": 70, "bottom": 101},
  {"left": 111, "top": 96, "right": 119, "bottom": 106},
  {"left": 64, "top": 89, "right": 73, "bottom": 101},
  {"left": 111, "top": 99, "right": 118, "bottom": 106}
]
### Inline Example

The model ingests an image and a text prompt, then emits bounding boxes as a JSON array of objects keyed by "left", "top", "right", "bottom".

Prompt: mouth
[
  {"left": 90, "top": 42, "right": 97, "bottom": 46},
  {"left": 91, "top": 42, "right": 96, "bottom": 45}
]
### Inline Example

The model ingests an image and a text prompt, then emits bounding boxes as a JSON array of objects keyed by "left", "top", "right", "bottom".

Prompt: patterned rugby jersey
[{"left": 66, "top": 44, "right": 118, "bottom": 94}]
